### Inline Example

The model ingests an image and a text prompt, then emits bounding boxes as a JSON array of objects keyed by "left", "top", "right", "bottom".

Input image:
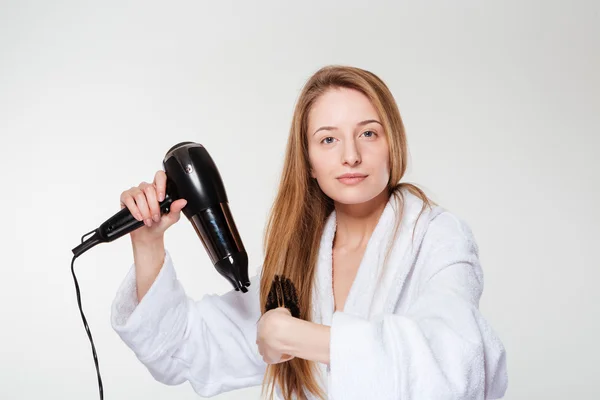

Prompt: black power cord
[{"left": 71, "top": 229, "right": 104, "bottom": 399}]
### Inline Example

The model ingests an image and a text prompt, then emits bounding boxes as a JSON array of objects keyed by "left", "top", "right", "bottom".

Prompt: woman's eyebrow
[{"left": 312, "top": 119, "right": 382, "bottom": 136}]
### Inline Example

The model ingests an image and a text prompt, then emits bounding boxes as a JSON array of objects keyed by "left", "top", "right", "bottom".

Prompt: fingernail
[
  {"left": 135, "top": 213, "right": 143, "bottom": 221},
  {"left": 153, "top": 214, "right": 160, "bottom": 222},
  {"left": 145, "top": 219, "right": 152, "bottom": 227},
  {"left": 159, "top": 193, "right": 164, "bottom": 202}
]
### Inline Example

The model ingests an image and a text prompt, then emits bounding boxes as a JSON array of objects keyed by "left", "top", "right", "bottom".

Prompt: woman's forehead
[{"left": 308, "top": 88, "right": 379, "bottom": 129}]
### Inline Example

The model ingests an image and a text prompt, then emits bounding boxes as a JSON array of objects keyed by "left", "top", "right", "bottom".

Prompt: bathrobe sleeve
[
  {"left": 110, "top": 248, "right": 266, "bottom": 397},
  {"left": 329, "top": 212, "right": 508, "bottom": 400}
]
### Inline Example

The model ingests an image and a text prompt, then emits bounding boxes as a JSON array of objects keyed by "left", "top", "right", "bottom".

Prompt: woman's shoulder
[
  {"left": 399, "top": 188, "right": 479, "bottom": 253},
  {"left": 398, "top": 194, "right": 483, "bottom": 289},
  {"left": 401, "top": 188, "right": 474, "bottom": 234}
]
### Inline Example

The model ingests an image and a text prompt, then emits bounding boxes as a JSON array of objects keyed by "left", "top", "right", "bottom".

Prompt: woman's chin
[
  {"left": 326, "top": 188, "right": 383, "bottom": 206},
  {"left": 323, "top": 185, "right": 387, "bottom": 205}
]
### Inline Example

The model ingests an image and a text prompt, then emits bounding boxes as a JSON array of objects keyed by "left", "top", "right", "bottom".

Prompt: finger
[
  {"left": 265, "top": 350, "right": 288, "bottom": 365},
  {"left": 133, "top": 188, "right": 153, "bottom": 226},
  {"left": 170, "top": 198, "right": 188, "bottom": 214},
  {"left": 143, "top": 184, "right": 161, "bottom": 223},
  {"left": 154, "top": 170, "right": 167, "bottom": 202},
  {"left": 271, "top": 353, "right": 294, "bottom": 364},
  {"left": 120, "top": 191, "right": 143, "bottom": 221},
  {"left": 277, "top": 307, "right": 292, "bottom": 316},
  {"left": 161, "top": 199, "right": 187, "bottom": 226}
]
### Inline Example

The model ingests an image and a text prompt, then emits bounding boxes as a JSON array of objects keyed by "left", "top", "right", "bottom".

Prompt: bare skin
[
  {"left": 331, "top": 188, "right": 388, "bottom": 311},
  {"left": 332, "top": 244, "right": 366, "bottom": 312}
]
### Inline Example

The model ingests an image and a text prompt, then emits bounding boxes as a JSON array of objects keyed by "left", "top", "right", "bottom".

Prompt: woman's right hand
[{"left": 119, "top": 170, "right": 188, "bottom": 244}]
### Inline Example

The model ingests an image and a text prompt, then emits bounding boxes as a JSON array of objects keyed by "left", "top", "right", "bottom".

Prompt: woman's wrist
[{"left": 280, "top": 317, "right": 331, "bottom": 366}]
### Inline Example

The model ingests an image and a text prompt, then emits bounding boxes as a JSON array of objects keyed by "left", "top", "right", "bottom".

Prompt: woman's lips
[{"left": 337, "top": 175, "right": 367, "bottom": 185}]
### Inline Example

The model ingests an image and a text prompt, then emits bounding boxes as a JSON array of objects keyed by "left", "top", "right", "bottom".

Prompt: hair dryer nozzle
[{"left": 215, "top": 251, "right": 251, "bottom": 292}]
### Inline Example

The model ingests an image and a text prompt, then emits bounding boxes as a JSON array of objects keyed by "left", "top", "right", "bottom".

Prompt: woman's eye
[
  {"left": 362, "top": 130, "right": 376, "bottom": 138},
  {"left": 321, "top": 137, "right": 335, "bottom": 144}
]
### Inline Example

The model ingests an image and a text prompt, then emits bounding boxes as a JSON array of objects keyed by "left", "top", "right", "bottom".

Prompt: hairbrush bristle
[{"left": 264, "top": 274, "right": 301, "bottom": 318}]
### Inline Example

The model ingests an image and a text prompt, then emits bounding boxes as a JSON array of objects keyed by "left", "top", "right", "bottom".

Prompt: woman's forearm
[
  {"left": 280, "top": 318, "right": 331, "bottom": 366},
  {"left": 131, "top": 237, "right": 165, "bottom": 302}
]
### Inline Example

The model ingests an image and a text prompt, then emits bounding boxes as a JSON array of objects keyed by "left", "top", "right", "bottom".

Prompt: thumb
[
  {"left": 162, "top": 199, "right": 187, "bottom": 226},
  {"left": 279, "top": 354, "right": 294, "bottom": 363},
  {"left": 171, "top": 198, "right": 187, "bottom": 213}
]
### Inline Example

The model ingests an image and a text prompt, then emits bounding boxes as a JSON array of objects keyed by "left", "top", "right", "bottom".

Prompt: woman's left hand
[{"left": 256, "top": 307, "right": 295, "bottom": 364}]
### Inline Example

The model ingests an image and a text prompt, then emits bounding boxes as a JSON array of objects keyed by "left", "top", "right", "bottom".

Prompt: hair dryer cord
[{"left": 71, "top": 234, "right": 104, "bottom": 400}]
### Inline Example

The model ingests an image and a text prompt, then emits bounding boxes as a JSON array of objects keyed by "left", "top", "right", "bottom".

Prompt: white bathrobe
[{"left": 111, "top": 187, "right": 508, "bottom": 399}]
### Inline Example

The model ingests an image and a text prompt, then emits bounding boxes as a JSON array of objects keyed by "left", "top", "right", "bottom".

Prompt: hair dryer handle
[
  {"left": 71, "top": 194, "right": 174, "bottom": 257},
  {"left": 101, "top": 195, "right": 174, "bottom": 242}
]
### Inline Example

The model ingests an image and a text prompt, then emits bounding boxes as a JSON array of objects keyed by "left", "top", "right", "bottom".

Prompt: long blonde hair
[{"left": 259, "top": 65, "right": 435, "bottom": 400}]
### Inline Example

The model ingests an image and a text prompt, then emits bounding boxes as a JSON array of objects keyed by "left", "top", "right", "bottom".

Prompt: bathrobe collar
[{"left": 311, "top": 186, "right": 444, "bottom": 325}]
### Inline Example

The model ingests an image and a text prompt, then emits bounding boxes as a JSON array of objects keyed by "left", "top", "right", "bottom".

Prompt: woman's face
[{"left": 307, "top": 87, "right": 390, "bottom": 205}]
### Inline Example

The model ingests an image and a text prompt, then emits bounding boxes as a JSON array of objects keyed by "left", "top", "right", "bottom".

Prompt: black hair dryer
[{"left": 72, "top": 141, "right": 251, "bottom": 292}]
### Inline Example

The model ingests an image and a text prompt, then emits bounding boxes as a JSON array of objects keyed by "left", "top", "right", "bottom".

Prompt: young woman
[{"left": 113, "top": 65, "right": 508, "bottom": 399}]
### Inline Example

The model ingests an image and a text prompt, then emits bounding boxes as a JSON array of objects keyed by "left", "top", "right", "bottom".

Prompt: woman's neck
[{"left": 333, "top": 189, "right": 389, "bottom": 250}]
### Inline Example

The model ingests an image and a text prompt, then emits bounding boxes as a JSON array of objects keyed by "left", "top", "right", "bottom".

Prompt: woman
[{"left": 112, "top": 65, "right": 508, "bottom": 399}]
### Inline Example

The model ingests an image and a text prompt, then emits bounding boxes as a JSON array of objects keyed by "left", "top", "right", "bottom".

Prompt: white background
[{"left": 1, "top": 1, "right": 598, "bottom": 399}]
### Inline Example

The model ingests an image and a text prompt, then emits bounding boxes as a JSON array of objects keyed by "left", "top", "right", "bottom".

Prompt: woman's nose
[{"left": 342, "top": 140, "right": 361, "bottom": 166}]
